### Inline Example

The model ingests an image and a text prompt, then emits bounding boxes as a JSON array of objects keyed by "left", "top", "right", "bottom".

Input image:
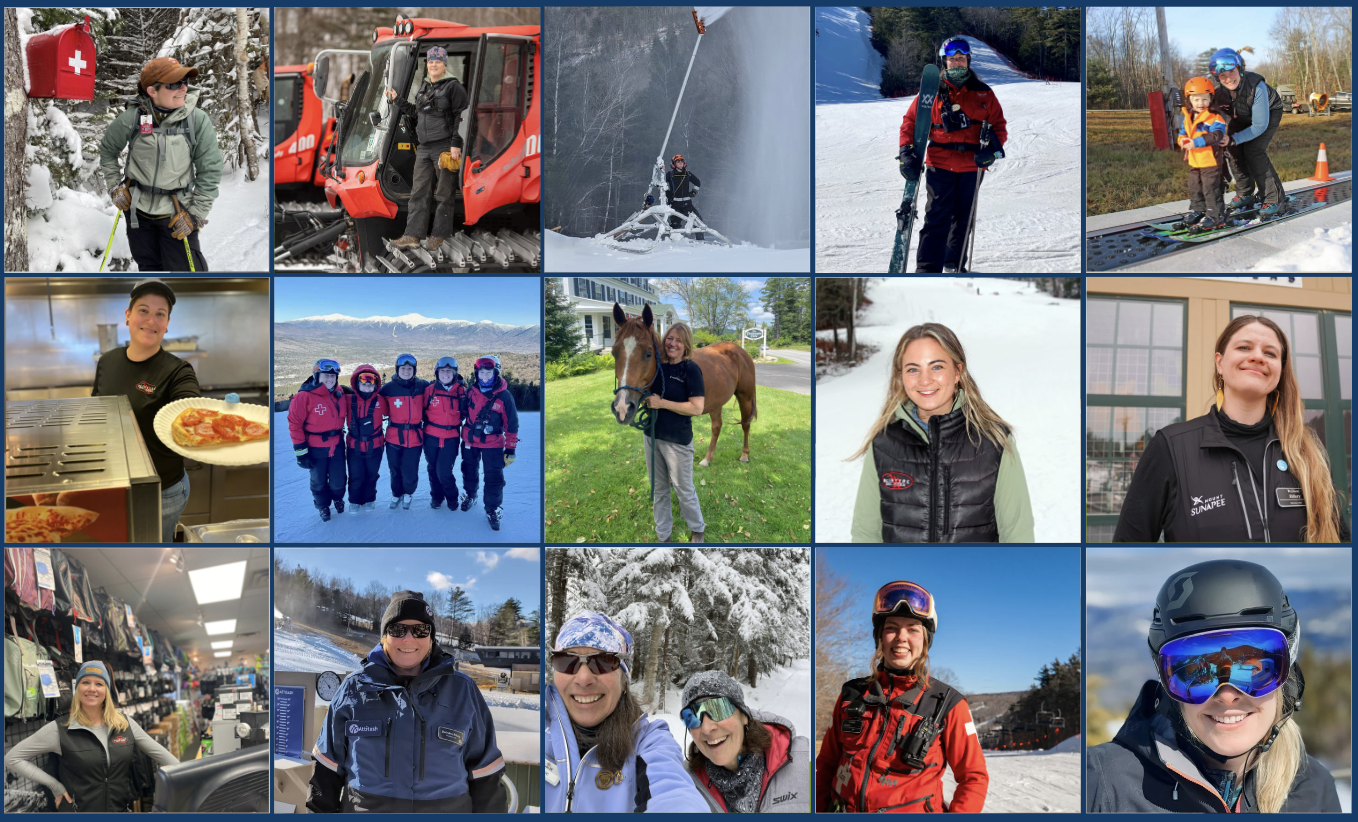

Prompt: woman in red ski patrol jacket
[
  {"left": 345, "top": 364, "right": 387, "bottom": 511},
  {"left": 816, "top": 581, "right": 989, "bottom": 812},
  {"left": 288, "top": 358, "right": 348, "bottom": 522},
  {"left": 459, "top": 356, "right": 519, "bottom": 531},
  {"left": 421, "top": 356, "right": 467, "bottom": 511},
  {"left": 898, "top": 37, "right": 1008, "bottom": 273},
  {"left": 380, "top": 353, "right": 429, "bottom": 510}
]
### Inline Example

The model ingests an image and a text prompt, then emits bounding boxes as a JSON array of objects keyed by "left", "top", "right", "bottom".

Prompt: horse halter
[{"left": 613, "top": 324, "right": 663, "bottom": 432}]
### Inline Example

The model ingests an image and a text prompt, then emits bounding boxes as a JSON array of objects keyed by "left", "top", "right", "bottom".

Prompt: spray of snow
[
  {"left": 546, "top": 229, "right": 808, "bottom": 272},
  {"left": 1246, "top": 221, "right": 1352, "bottom": 273},
  {"left": 694, "top": 7, "right": 731, "bottom": 25}
]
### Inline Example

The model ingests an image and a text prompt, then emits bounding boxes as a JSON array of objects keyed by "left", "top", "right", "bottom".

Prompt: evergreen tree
[{"left": 544, "top": 279, "right": 582, "bottom": 362}]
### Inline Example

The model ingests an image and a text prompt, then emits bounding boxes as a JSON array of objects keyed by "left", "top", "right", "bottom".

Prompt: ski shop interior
[{"left": 4, "top": 546, "right": 271, "bottom": 813}]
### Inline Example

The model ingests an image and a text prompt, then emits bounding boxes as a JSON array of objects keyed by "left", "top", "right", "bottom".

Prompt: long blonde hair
[
  {"left": 849, "top": 323, "right": 1011, "bottom": 461},
  {"left": 66, "top": 681, "right": 129, "bottom": 733},
  {"left": 1179, "top": 686, "right": 1303, "bottom": 813},
  {"left": 1214, "top": 315, "right": 1340, "bottom": 542}
]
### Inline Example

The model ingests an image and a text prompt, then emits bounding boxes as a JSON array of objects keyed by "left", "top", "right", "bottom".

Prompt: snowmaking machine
[
  {"left": 599, "top": 9, "right": 732, "bottom": 253},
  {"left": 275, "top": 14, "right": 541, "bottom": 271}
]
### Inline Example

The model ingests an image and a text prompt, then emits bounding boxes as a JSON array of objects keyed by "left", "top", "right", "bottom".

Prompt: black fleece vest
[
  {"left": 1215, "top": 71, "right": 1283, "bottom": 134},
  {"left": 1158, "top": 413, "right": 1307, "bottom": 542},
  {"left": 871, "top": 407, "right": 1003, "bottom": 542},
  {"left": 57, "top": 721, "right": 136, "bottom": 812}
]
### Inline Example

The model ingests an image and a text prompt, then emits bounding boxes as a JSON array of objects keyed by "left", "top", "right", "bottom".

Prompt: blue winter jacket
[
  {"left": 308, "top": 644, "right": 507, "bottom": 812},
  {"left": 543, "top": 684, "right": 711, "bottom": 813}
]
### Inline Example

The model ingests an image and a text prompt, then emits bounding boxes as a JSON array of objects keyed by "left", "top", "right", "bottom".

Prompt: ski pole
[
  {"left": 182, "top": 236, "right": 196, "bottom": 272},
  {"left": 99, "top": 211, "right": 121, "bottom": 272}
]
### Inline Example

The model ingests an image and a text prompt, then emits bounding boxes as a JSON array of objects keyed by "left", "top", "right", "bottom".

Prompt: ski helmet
[
  {"left": 435, "top": 356, "right": 459, "bottom": 373},
  {"left": 1184, "top": 76, "right": 1214, "bottom": 98},
  {"left": 671, "top": 153, "right": 686, "bottom": 169},
  {"left": 474, "top": 355, "right": 501, "bottom": 384},
  {"left": 872, "top": 581, "right": 937, "bottom": 647},
  {"left": 313, "top": 358, "right": 341, "bottom": 375},
  {"left": 938, "top": 37, "right": 971, "bottom": 67},
  {"left": 1209, "top": 48, "right": 1243, "bottom": 76}
]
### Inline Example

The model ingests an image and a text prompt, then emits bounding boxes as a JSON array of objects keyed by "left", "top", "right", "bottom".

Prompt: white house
[{"left": 549, "top": 277, "right": 679, "bottom": 352}]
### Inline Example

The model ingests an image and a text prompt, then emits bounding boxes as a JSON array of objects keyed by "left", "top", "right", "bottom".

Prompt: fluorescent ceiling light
[
  {"left": 204, "top": 619, "right": 237, "bottom": 636},
  {"left": 210, "top": 640, "right": 234, "bottom": 650},
  {"left": 214, "top": 651, "right": 231, "bottom": 658},
  {"left": 189, "top": 560, "right": 249, "bottom": 605}
]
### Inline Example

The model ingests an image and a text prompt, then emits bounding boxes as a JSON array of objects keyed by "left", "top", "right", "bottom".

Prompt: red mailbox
[{"left": 26, "top": 15, "right": 96, "bottom": 101}]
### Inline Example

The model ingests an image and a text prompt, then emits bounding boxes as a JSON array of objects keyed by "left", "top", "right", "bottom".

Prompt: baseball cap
[
  {"left": 130, "top": 279, "right": 177, "bottom": 309},
  {"left": 140, "top": 57, "right": 200, "bottom": 94}
]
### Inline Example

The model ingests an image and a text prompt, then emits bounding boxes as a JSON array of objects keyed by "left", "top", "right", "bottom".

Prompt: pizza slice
[
  {"left": 6, "top": 506, "right": 100, "bottom": 542},
  {"left": 172, "top": 408, "right": 269, "bottom": 448}
]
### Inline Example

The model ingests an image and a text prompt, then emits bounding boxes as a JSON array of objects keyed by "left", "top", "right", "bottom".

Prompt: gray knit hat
[
  {"left": 681, "top": 669, "right": 753, "bottom": 719},
  {"left": 380, "top": 590, "right": 435, "bottom": 636}
]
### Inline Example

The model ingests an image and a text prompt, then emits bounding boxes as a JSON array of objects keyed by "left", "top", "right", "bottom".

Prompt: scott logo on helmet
[{"left": 881, "top": 472, "right": 914, "bottom": 491}]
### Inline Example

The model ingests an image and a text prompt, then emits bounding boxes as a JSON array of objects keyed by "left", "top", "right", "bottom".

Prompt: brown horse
[{"left": 610, "top": 302, "right": 758, "bottom": 465}]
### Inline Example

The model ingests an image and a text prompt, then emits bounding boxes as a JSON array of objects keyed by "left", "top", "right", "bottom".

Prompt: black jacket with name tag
[{"left": 1113, "top": 409, "right": 1350, "bottom": 543}]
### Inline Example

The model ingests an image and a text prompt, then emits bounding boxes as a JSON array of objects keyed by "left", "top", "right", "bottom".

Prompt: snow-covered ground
[
  {"left": 272, "top": 411, "right": 541, "bottom": 542},
  {"left": 545, "top": 230, "right": 810, "bottom": 273},
  {"left": 940, "top": 740, "right": 1081, "bottom": 813},
  {"left": 1246, "top": 221, "right": 1352, "bottom": 273},
  {"left": 815, "top": 19, "right": 1079, "bottom": 272},
  {"left": 815, "top": 278, "right": 1081, "bottom": 543},
  {"left": 275, "top": 627, "right": 363, "bottom": 678},
  {"left": 641, "top": 657, "right": 812, "bottom": 763}
]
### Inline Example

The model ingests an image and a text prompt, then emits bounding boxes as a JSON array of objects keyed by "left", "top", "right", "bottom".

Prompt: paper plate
[{"left": 153, "top": 398, "right": 271, "bottom": 466}]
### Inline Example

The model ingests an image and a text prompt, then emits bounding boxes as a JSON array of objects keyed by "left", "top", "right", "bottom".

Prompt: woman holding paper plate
[
  {"left": 3, "top": 661, "right": 179, "bottom": 812},
  {"left": 92, "top": 279, "right": 202, "bottom": 542}
]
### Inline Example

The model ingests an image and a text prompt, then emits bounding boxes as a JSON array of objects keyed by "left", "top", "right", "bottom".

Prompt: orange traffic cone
[{"left": 1308, "top": 143, "right": 1335, "bottom": 182}]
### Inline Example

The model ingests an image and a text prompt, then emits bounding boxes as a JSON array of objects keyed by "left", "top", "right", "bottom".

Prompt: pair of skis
[{"left": 1139, "top": 196, "right": 1299, "bottom": 244}]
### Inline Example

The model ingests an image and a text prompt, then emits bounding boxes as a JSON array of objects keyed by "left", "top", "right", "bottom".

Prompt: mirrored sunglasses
[
  {"left": 550, "top": 651, "right": 622, "bottom": 676},
  {"left": 385, "top": 623, "right": 432, "bottom": 639},
  {"left": 681, "top": 696, "right": 736, "bottom": 729}
]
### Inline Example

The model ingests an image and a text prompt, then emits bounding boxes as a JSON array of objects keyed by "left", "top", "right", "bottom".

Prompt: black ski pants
[
  {"left": 423, "top": 434, "right": 460, "bottom": 505},
  {"left": 667, "top": 200, "right": 706, "bottom": 239},
  {"left": 916, "top": 167, "right": 980, "bottom": 272},
  {"left": 126, "top": 212, "right": 208, "bottom": 272},
  {"left": 405, "top": 144, "right": 457, "bottom": 240},
  {"left": 1187, "top": 162, "right": 1226, "bottom": 221},
  {"left": 460, "top": 444, "right": 506, "bottom": 510},
  {"left": 307, "top": 442, "right": 346, "bottom": 511},
  {"left": 386, "top": 442, "right": 422, "bottom": 497},
  {"left": 346, "top": 442, "right": 384, "bottom": 505},
  {"left": 1226, "top": 109, "right": 1284, "bottom": 207}
]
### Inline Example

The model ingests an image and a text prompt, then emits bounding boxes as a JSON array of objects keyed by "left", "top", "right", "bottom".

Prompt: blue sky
[
  {"left": 655, "top": 277, "right": 774, "bottom": 325},
  {"left": 275, "top": 547, "right": 541, "bottom": 613},
  {"left": 819, "top": 547, "right": 1082, "bottom": 693},
  {"left": 1164, "top": 8, "right": 1279, "bottom": 67},
  {"left": 274, "top": 276, "right": 542, "bottom": 326},
  {"left": 1087, "top": 547, "right": 1351, "bottom": 608}
]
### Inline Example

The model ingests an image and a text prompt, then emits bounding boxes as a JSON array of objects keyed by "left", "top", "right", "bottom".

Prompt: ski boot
[
  {"left": 393, "top": 234, "right": 421, "bottom": 248},
  {"left": 487, "top": 505, "right": 503, "bottom": 531},
  {"left": 401, "top": 494, "right": 413, "bottom": 510},
  {"left": 319, "top": 506, "right": 331, "bottom": 522},
  {"left": 1259, "top": 200, "right": 1289, "bottom": 218},
  {"left": 1227, "top": 193, "right": 1258, "bottom": 212},
  {"left": 1188, "top": 216, "right": 1229, "bottom": 235},
  {"left": 333, "top": 499, "right": 345, "bottom": 514},
  {"left": 363, "top": 501, "right": 376, "bottom": 511},
  {"left": 460, "top": 491, "right": 477, "bottom": 512},
  {"left": 431, "top": 498, "right": 443, "bottom": 510},
  {"left": 390, "top": 496, "right": 402, "bottom": 509},
  {"left": 1171, "top": 210, "right": 1204, "bottom": 230},
  {"left": 942, "top": 265, "right": 959, "bottom": 274}
]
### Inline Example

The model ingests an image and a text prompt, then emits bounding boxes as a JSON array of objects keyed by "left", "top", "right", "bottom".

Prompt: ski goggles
[
  {"left": 385, "top": 623, "right": 432, "bottom": 639},
  {"left": 357, "top": 372, "right": 378, "bottom": 385},
  {"left": 396, "top": 354, "right": 417, "bottom": 368},
  {"left": 873, "top": 581, "right": 934, "bottom": 620},
  {"left": 436, "top": 356, "right": 459, "bottom": 371},
  {"left": 681, "top": 696, "right": 737, "bottom": 729},
  {"left": 314, "top": 358, "right": 341, "bottom": 374},
  {"left": 941, "top": 40, "right": 971, "bottom": 57},
  {"left": 474, "top": 356, "right": 499, "bottom": 370},
  {"left": 1212, "top": 59, "right": 1240, "bottom": 74},
  {"left": 1156, "top": 627, "right": 1290, "bottom": 704},
  {"left": 550, "top": 650, "right": 623, "bottom": 676}
]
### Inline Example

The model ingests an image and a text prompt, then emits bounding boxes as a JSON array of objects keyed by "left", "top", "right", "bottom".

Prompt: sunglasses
[
  {"left": 1157, "top": 627, "right": 1290, "bottom": 705},
  {"left": 681, "top": 696, "right": 736, "bottom": 729},
  {"left": 550, "top": 651, "right": 622, "bottom": 676},
  {"left": 385, "top": 623, "right": 432, "bottom": 639},
  {"left": 158, "top": 80, "right": 189, "bottom": 91},
  {"left": 358, "top": 373, "right": 378, "bottom": 384}
]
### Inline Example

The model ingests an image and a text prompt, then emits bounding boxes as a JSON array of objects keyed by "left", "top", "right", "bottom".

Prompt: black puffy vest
[
  {"left": 871, "top": 407, "right": 1003, "bottom": 542},
  {"left": 1158, "top": 413, "right": 1307, "bottom": 542},
  {"left": 1214, "top": 71, "right": 1283, "bottom": 135},
  {"left": 57, "top": 720, "right": 136, "bottom": 812}
]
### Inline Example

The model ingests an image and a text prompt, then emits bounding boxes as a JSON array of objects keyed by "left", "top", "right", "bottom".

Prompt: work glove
[
  {"left": 503, "top": 448, "right": 516, "bottom": 467},
  {"left": 974, "top": 147, "right": 1002, "bottom": 169},
  {"left": 168, "top": 209, "right": 204, "bottom": 240},
  {"left": 439, "top": 149, "right": 461, "bottom": 172},
  {"left": 645, "top": 195, "right": 655, "bottom": 207},
  {"left": 898, "top": 145, "right": 921, "bottom": 181},
  {"left": 294, "top": 446, "right": 311, "bottom": 470},
  {"left": 110, "top": 183, "right": 132, "bottom": 212}
]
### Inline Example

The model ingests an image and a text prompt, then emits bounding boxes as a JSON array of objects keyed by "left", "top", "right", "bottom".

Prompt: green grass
[
  {"left": 545, "top": 370, "right": 811, "bottom": 543},
  {"left": 1087, "top": 110, "right": 1351, "bottom": 216},
  {"left": 757, "top": 356, "right": 797, "bottom": 365}
]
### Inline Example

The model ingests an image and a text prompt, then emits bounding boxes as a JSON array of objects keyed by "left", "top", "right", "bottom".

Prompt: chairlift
[{"left": 1035, "top": 701, "right": 1055, "bottom": 728}]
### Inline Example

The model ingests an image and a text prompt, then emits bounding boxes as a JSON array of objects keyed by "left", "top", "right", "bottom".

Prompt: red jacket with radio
[
  {"left": 422, "top": 378, "right": 467, "bottom": 445},
  {"left": 900, "top": 73, "right": 1008, "bottom": 174},
  {"left": 379, "top": 375, "right": 428, "bottom": 448},
  {"left": 461, "top": 377, "right": 519, "bottom": 450},
  {"left": 345, "top": 365, "right": 386, "bottom": 453},
  {"left": 288, "top": 374, "right": 347, "bottom": 456},
  {"left": 815, "top": 670, "right": 988, "bottom": 813}
]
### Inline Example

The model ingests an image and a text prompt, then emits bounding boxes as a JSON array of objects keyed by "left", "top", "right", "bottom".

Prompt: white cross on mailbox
[{"left": 68, "top": 50, "right": 87, "bottom": 75}]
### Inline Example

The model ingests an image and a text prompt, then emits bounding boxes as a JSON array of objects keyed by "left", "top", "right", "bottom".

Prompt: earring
[
  {"left": 1214, "top": 388, "right": 1224, "bottom": 410},
  {"left": 1270, "top": 394, "right": 1279, "bottom": 415}
]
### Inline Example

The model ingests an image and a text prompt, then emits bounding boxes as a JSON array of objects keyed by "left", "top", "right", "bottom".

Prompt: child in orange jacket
[{"left": 1173, "top": 77, "right": 1231, "bottom": 233}]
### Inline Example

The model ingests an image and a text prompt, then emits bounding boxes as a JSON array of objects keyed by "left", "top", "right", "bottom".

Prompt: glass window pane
[
  {"left": 1304, "top": 409, "right": 1325, "bottom": 447},
  {"left": 1296, "top": 355, "right": 1324, "bottom": 400},
  {"left": 1151, "top": 349, "right": 1183, "bottom": 397},
  {"left": 1153, "top": 302, "right": 1183, "bottom": 347},
  {"left": 1087, "top": 348, "right": 1113, "bottom": 394},
  {"left": 1087, "top": 407, "right": 1112, "bottom": 458},
  {"left": 1112, "top": 407, "right": 1147, "bottom": 456},
  {"left": 1345, "top": 409, "right": 1351, "bottom": 499},
  {"left": 1291, "top": 312, "right": 1320, "bottom": 355},
  {"left": 1148, "top": 408, "right": 1183, "bottom": 438},
  {"left": 1087, "top": 300, "right": 1116, "bottom": 344},
  {"left": 1335, "top": 314, "right": 1351, "bottom": 353},
  {"left": 1086, "top": 524, "right": 1115, "bottom": 542},
  {"left": 1117, "top": 302, "right": 1152, "bottom": 346},
  {"left": 1114, "top": 348, "right": 1149, "bottom": 395}
]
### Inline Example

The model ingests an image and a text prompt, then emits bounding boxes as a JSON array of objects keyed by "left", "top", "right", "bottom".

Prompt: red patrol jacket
[
  {"left": 345, "top": 365, "right": 386, "bottom": 453},
  {"left": 815, "top": 670, "right": 988, "bottom": 813},
  {"left": 380, "top": 376, "right": 428, "bottom": 448},
  {"left": 422, "top": 379, "right": 467, "bottom": 445},
  {"left": 461, "top": 377, "right": 519, "bottom": 450},
  {"left": 899, "top": 73, "right": 1008, "bottom": 174},
  {"left": 287, "top": 375, "right": 347, "bottom": 457}
]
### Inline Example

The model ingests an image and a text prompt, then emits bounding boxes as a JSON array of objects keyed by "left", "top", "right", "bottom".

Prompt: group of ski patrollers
[{"left": 287, "top": 354, "right": 519, "bottom": 531}]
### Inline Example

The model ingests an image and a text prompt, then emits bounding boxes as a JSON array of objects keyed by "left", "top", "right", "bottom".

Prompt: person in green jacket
[
  {"left": 99, "top": 56, "right": 223, "bottom": 272},
  {"left": 848, "top": 322, "right": 1034, "bottom": 543}
]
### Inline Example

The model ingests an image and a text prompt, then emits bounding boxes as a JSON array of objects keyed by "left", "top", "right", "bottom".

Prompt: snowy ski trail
[{"left": 941, "top": 748, "right": 1081, "bottom": 812}]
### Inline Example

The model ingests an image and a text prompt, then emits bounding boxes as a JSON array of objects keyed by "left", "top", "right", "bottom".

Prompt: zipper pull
[{"left": 1173, "top": 782, "right": 1178, "bottom": 801}]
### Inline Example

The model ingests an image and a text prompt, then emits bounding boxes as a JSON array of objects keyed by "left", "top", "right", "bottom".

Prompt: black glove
[
  {"left": 294, "top": 446, "right": 311, "bottom": 470},
  {"left": 504, "top": 448, "right": 516, "bottom": 466},
  {"left": 898, "top": 145, "right": 921, "bottom": 181},
  {"left": 974, "top": 147, "right": 1002, "bottom": 169}
]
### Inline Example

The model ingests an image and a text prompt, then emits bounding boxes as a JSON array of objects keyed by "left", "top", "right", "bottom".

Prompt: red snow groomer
[
  {"left": 273, "top": 63, "right": 337, "bottom": 190},
  {"left": 276, "top": 15, "right": 541, "bottom": 271}
]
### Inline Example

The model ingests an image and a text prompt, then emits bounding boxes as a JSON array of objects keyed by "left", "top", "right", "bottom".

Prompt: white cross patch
[
  {"left": 313, "top": 404, "right": 326, "bottom": 415},
  {"left": 394, "top": 398, "right": 403, "bottom": 408},
  {"left": 68, "top": 50, "right": 87, "bottom": 75}
]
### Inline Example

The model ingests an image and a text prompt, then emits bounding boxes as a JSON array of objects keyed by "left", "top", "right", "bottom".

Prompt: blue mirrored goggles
[
  {"left": 1213, "top": 60, "right": 1240, "bottom": 74},
  {"left": 681, "top": 696, "right": 737, "bottom": 729},
  {"left": 1157, "top": 627, "right": 1290, "bottom": 705},
  {"left": 314, "top": 358, "right": 340, "bottom": 374},
  {"left": 396, "top": 354, "right": 417, "bottom": 368},
  {"left": 942, "top": 40, "right": 971, "bottom": 57}
]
